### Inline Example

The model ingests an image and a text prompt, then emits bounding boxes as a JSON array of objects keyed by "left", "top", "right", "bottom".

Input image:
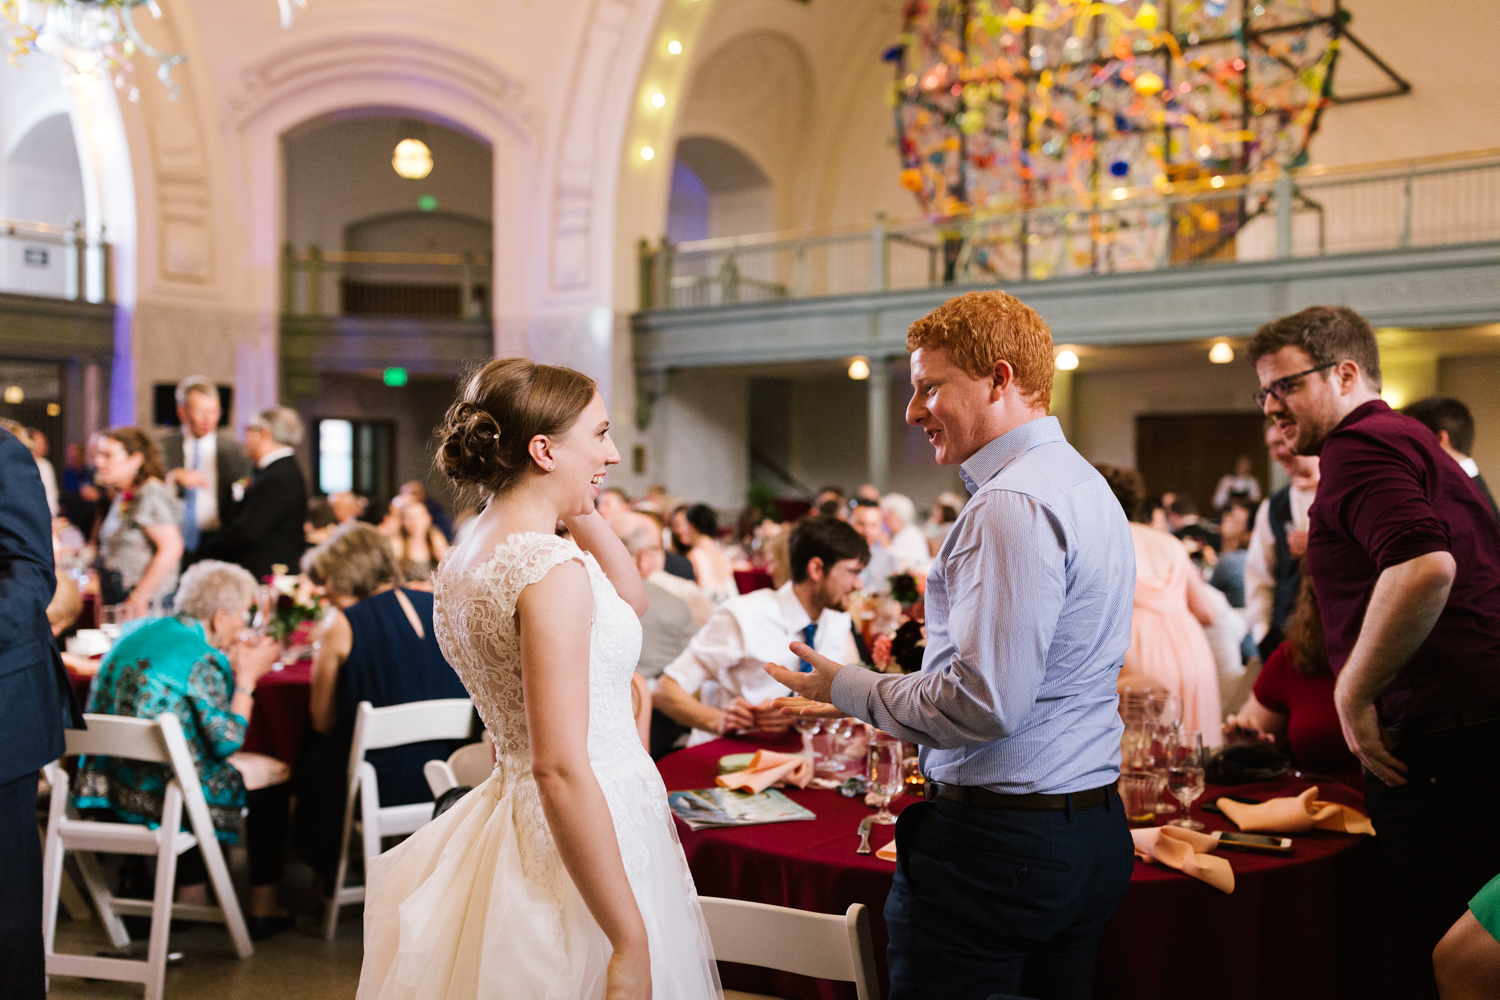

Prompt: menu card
[{"left": 668, "top": 787, "right": 816, "bottom": 831}]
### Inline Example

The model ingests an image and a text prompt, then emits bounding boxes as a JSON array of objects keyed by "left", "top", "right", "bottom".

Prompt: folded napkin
[
  {"left": 876, "top": 840, "right": 897, "bottom": 862},
  {"left": 1217, "top": 787, "right": 1375, "bottom": 836},
  {"left": 1131, "top": 826, "right": 1235, "bottom": 894},
  {"left": 716, "top": 750, "right": 813, "bottom": 795}
]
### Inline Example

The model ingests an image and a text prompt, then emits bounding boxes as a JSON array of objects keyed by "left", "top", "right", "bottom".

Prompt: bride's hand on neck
[{"left": 563, "top": 510, "right": 648, "bottom": 616}]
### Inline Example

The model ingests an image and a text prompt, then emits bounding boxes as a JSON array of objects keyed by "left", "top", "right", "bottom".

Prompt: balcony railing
[
  {"left": 281, "top": 247, "right": 492, "bottom": 319},
  {"left": 0, "top": 219, "right": 113, "bottom": 303},
  {"left": 638, "top": 148, "right": 1500, "bottom": 311}
]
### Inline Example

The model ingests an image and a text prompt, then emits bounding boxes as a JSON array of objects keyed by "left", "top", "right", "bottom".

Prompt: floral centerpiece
[{"left": 260, "top": 568, "right": 325, "bottom": 645}]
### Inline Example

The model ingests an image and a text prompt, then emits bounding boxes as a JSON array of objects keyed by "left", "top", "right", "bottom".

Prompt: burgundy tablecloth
[
  {"left": 659, "top": 736, "right": 1392, "bottom": 1000},
  {"left": 240, "top": 658, "right": 313, "bottom": 765},
  {"left": 733, "top": 569, "right": 775, "bottom": 594}
]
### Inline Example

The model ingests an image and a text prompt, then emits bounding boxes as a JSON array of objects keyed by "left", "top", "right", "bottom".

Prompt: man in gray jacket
[{"left": 158, "top": 376, "right": 251, "bottom": 564}]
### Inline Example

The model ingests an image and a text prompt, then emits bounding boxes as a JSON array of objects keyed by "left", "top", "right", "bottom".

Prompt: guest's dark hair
[
  {"left": 1402, "top": 396, "right": 1475, "bottom": 457},
  {"left": 1168, "top": 495, "right": 1198, "bottom": 518},
  {"left": 436, "top": 358, "right": 596, "bottom": 495},
  {"left": 1247, "top": 305, "right": 1382, "bottom": 390},
  {"left": 103, "top": 426, "right": 166, "bottom": 488},
  {"left": 853, "top": 497, "right": 880, "bottom": 509},
  {"left": 816, "top": 499, "right": 842, "bottom": 518},
  {"left": 684, "top": 503, "right": 718, "bottom": 538},
  {"left": 1095, "top": 465, "right": 1146, "bottom": 523},
  {"left": 1284, "top": 565, "right": 1329, "bottom": 677},
  {"left": 788, "top": 515, "right": 870, "bottom": 583},
  {"left": 306, "top": 499, "right": 338, "bottom": 529}
]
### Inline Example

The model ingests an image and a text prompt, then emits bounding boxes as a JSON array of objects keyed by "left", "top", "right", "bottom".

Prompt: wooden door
[{"left": 1135, "top": 412, "right": 1269, "bottom": 515}]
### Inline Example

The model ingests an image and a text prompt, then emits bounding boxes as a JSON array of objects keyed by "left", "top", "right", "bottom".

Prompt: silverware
[{"left": 856, "top": 815, "right": 874, "bottom": 855}]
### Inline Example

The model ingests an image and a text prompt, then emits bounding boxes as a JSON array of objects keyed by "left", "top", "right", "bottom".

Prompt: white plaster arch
[{"left": 222, "top": 32, "right": 542, "bottom": 400}]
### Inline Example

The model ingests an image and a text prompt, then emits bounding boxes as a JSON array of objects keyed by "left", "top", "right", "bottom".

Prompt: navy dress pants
[
  {"left": 0, "top": 772, "right": 44, "bottom": 1000},
  {"left": 885, "top": 787, "right": 1134, "bottom": 1000}
]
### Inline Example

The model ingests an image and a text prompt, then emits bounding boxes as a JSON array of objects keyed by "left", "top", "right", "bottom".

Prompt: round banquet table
[
  {"left": 239, "top": 657, "right": 314, "bottom": 766},
  {"left": 659, "top": 735, "right": 1396, "bottom": 1000}
]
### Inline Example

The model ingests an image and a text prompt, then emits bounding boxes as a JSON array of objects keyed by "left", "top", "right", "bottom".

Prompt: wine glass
[
  {"left": 1164, "top": 730, "right": 1207, "bottom": 830},
  {"left": 866, "top": 732, "right": 904, "bottom": 825}
]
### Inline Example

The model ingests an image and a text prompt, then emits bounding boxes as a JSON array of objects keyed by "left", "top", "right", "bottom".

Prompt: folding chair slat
[
  {"left": 698, "top": 897, "right": 882, "bottom": 1000},
  {"left": 42, "top": 712, "right": 257, "bottom": 1000}
]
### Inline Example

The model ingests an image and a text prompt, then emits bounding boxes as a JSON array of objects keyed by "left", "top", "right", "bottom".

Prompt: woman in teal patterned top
[{"left": 74, "top": 560, "right": 294, "bottom": 937}]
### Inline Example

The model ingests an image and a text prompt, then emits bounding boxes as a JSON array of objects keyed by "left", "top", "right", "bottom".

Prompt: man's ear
[
  {"left": 805, "top": 556, "right": 825, "bottom": 583},
  {"left": 991, "top": 359, "right": 1015, "bottom": 400},
  {"left": 1437, "top": 429, "right": 1453, "bottom": 451}
]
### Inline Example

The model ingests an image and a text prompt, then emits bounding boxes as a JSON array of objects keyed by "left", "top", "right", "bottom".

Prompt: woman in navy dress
[{"left": 292, "top": 523, "right": 472, "bottom": 887}]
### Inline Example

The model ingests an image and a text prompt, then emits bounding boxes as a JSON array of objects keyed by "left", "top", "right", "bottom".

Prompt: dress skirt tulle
[{"left": 356, "top": 771, "right": 722, "bottom": 1000}]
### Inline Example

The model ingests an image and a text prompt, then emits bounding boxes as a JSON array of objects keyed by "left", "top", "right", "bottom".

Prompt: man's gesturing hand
[{"left": 763, "top": 641, "right": 844, "bottom": 717}]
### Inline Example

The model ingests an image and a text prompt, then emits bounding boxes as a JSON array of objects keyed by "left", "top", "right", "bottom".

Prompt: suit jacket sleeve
[
  {"left": 204, "top": 461, "right": 297, "bottom": 568},
  {"left": 0, "top": 429, "right": 81, "bottom": 780},
  {"left": 215, "top": 434, "right": 252, "bottom": 523}
]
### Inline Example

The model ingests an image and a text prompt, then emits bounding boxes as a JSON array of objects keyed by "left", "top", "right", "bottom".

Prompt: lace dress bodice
[{"left": 431, "top": 532, "right": 679, "bottom": 893}]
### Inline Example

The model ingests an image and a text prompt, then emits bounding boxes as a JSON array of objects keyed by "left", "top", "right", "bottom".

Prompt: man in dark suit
[
  {"left": 0, "top": 426, "right": 83, "bottom": 998},
  {"left": 1404, "top": 396, "right": 1500, "bottom": 522},
  {"left": 159, "top": 376, "right": 252, "bottom": 565},
  {"left": 198, "top": 407, "right": 307, "bottom": 580}
]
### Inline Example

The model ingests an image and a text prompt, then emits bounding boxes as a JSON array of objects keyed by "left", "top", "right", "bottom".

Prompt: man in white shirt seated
[{"left": 655, "top": 515, "right": 869, "bottom": 746}]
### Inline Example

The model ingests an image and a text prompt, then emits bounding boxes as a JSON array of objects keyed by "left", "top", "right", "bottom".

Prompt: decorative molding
[
  {"left": 0, "top": 292, "right": 116, "bottom": 360},
  {"left": 634, "top": 241, "right": 1500, "bottom": 372},
  {"left": 225, "top": 33, "right": 537, "bottom": 136},
  {"left": 279, "top": 314, "right": 493, "bottom": 401},
  {"left": 551, "top": 0, "right": 635, "bottom": 293}
]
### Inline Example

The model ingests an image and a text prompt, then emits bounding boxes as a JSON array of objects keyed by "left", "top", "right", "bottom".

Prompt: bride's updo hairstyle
[{"left": 437, "top": 358, "right": 596, "bottom": 495}]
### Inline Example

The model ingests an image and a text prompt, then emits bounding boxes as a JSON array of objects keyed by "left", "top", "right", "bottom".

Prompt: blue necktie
[
  {"left": 796, "top": 622, "right": 818, "bottom": 672},
  {"left": 182, "top": 437, "right": 200, "bottom": 552}
]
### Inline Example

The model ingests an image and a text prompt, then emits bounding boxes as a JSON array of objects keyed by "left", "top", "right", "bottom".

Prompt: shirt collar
[
  {"left": 1460, "top": 456, "right": 1481, "bottom": 477},
  {"left": 959, "top": 416, "right": 1065, "bottom": 495},
  {"left": 1331, "top": 398, "right": 1390, "bottom": 436},
  {"left": 774, "top": 581, "right": 813, "bottom": 631},
  {"left": 258, "top": 446, "right": 295, "bottom": 470}
]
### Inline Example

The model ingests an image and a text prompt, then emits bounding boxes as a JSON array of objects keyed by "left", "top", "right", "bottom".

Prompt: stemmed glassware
[
  {"left": 866, "top": 731, "right": 904, "bottom": 825},
  {"left": 1164, "top": 730, "right": 1208, "bottom": 830},
  {"left": 1144, "top": 693, "right": 1182, "bottom": 813}
]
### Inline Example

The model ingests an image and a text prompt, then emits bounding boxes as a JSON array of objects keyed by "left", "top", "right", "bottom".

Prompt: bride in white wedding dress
[{"left": 357, "top": 359, "right": 721, "bottom": 1000}]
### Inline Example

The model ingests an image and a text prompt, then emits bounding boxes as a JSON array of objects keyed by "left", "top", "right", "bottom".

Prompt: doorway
[{"left": 1135, "top": 412, "right": 1269, "bottom": 515}]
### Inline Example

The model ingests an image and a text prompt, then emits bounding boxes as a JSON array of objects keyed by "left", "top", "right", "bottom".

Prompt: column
[{"left": 867, "top": 355, "right": 890, "bottom": 493}]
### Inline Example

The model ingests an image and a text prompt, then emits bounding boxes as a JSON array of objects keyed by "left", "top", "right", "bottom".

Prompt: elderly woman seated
[
  {"left": 292, "top": 523, "right": 471, "bottom": 889},
  {"left": 73, "top": 560, "right": 292, "bottom": 940}
]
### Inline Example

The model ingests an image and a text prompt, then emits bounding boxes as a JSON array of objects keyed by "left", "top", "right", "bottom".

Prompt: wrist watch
[{"left": 234, "top": 685, "right": 255, "bottom": 697}]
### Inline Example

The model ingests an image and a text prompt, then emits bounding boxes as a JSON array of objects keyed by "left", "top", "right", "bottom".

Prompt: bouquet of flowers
[{"left": 260, "top": 569, "right": 325, "bottom": 645}]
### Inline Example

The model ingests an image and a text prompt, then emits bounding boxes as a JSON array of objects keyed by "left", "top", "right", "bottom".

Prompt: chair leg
[
  {"left": 199, "top": 836, "right": 253, "bottom": 959},
  {"left": 145, "top": 835, "right": 179, "bottom": 1000},
  {"left": 75, "top": 850, "right": 132, "bottom": 949},
  {"left": 40, "top": 821, "right": 66, "bottom": 957},
  {"left": 324, "top": 840, "right": 350, "bottom": 941}
]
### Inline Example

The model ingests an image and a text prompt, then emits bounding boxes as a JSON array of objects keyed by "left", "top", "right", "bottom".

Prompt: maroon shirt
[
  {"left": 1307, "top": 400, "right": 1500, "bottom": 724},
  {"left": 1253, "top": 642, "right": 1361, "bottom": 785}
]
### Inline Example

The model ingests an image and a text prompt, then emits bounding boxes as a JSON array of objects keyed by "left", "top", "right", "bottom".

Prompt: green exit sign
[
  {"left": 383, "top": 367, "right": 408, "bottom": 387},
  {"left": 418, "top": 195, "right": 438, "bottom": 212}
]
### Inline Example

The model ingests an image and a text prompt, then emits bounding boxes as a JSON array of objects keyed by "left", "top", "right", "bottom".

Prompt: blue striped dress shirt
[{"left": 830, "top": 416, "right": 1136, "bottom": 794}]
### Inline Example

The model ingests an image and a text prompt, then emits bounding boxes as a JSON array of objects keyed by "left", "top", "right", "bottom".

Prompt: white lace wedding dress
[{"left": 357, "top": 532, "right": 722, "bottom": 1000}]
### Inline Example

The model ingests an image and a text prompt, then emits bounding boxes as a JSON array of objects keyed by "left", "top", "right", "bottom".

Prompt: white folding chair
[
  {"left": 41, "top": 713, "right": 254, "bottom": 1000},
  {"left": 422, "top": 739, "right": 494, "bottom": 799},
  {"left": 324, "top": 697, "right": 474, "bottom": 939},
  {"left": 698, "top": 897, "right": 882, "bottom": 1000}
]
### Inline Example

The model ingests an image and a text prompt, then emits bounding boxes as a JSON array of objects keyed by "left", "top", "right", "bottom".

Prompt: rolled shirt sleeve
[
  {"left": 662, "top": 609, "right": 746, "bottom": 698},
  {"left": 832, "top": 491, "right": 1065, "bottom": 750},
  {"left": 1334, "top": 433, "right": 1452, "bottom": 570}
]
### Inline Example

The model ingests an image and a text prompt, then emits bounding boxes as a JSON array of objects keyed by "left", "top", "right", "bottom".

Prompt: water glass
[
  {"left": 1118, "top": 772, "right": 1166, "bottom": 825},
  {"left": 867, "top": 732, "right": 904, "bottom": 825},
  {"left": 1164, "top": 730, "right": 1208, "bottom": 830}
]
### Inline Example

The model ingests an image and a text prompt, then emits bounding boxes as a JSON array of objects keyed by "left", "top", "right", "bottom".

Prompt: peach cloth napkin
[
  {"left": 1217, "top": 787, "right": 1375, "bottom": 836},
  {"left": 1131, "top": 826, "right": 1235, "bottom": 894},
  {"left": 876, "top": 840, "right": 897, "bottom": 862},
  {"left": 716, "top": 750, "right": 813, "bottom": 795}
]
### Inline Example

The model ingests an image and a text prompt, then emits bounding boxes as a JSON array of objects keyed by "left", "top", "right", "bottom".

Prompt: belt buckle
[{"left": 923, "top": 780, "right": 939, "bottom": 802}]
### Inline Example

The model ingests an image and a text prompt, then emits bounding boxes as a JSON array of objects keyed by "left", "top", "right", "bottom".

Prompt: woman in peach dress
[{"left": 1098, "top": 466, "right": 1223, "bottom": 743}]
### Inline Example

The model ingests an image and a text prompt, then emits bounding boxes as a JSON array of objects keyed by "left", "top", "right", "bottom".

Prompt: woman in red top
[{"left": 1223, "top": 569, "right": 1362, "bottom": 786}]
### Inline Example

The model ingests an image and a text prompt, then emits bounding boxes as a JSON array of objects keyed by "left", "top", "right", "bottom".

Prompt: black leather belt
[
  {"left": 923, "top": 780, "right": 1113, "bottom": 812},
  {"left": 1391, "top": 707, "right": 1500, "bottom": 742}
]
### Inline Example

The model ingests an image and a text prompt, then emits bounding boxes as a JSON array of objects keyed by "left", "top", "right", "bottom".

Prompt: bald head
[{"left": 609, "top": 511, "right": 665, "bottom": 579}]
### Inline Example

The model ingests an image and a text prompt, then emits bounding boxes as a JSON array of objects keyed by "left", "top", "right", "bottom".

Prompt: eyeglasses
[{"left": 1253, "top": 362, "right": 1338, "bottom": 410}]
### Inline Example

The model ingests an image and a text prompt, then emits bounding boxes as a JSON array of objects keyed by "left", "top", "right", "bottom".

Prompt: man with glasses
[{"left": 1249, "top": 305, "right": 1500, "bottom": 998}]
